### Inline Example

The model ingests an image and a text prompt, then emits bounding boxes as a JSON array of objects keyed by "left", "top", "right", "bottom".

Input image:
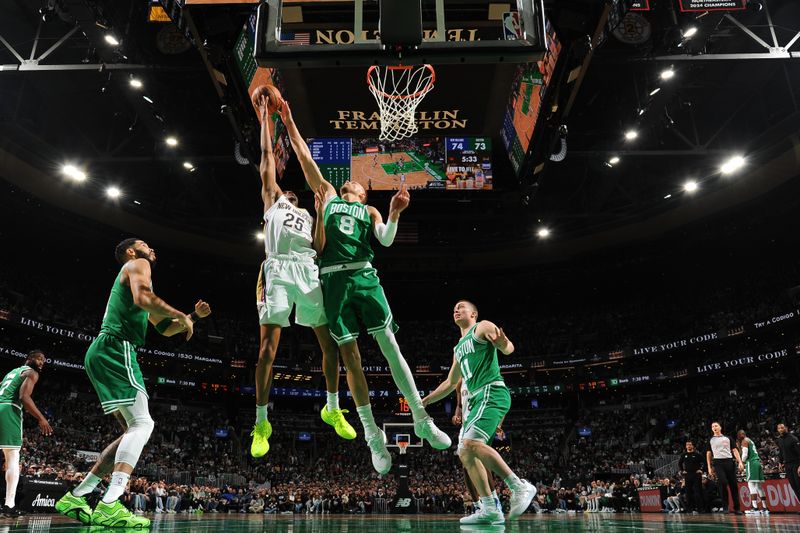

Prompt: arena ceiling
[{"left": 1, "top": 0, "right": 799, "bottom": 265}]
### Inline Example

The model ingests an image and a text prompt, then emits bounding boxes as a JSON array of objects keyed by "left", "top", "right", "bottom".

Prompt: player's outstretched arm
[
  {"left": 476, "top": 320, "right": 515, "bottom": 355},
  {"left": 19, "top": 370, "right": 52, "bottom": 436},
  {"left": 278, "top": 101, "right": 336, "bottom": 200},
  {"left": 127, "top": 258, "right": 194, "bottom": 339},
  {"left": 369, "top": 184, "right": 409, "bottom": 247},
  {"left": 313, "top": 185, "right": 327, "bottom": 255},
  {"left": 422, "top": 356, "right": 462, "bottom": 407},
  {"left": 258, "top": 96, "right": 282, "bottom": 211},
  {"left": 152, "top": 300, "right": 211, "bottom": 338}
]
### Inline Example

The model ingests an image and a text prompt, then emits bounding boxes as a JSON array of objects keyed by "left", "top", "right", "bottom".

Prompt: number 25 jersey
[
  {"left": 263, "top": 195, "right": 316, "bottom": 260},
  {"left": 320, "top": 196, "right": 374, "bottom": 268}
]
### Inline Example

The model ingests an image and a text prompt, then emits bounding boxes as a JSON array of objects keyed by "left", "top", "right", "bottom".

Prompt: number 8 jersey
[
  {"left": 319, "top": 196, "right": 375, "bottom": 268},
  {"left": 264, "top": 195, "right": 316, "bottom": 260}
]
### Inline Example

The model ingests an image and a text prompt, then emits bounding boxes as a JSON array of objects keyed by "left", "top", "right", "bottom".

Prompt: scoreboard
[
  {"left": 445, "top": 137, "right": 493, "bottom": 190},
  {"left": 308, "top": 138, "right": 352, "bottom": 189}
]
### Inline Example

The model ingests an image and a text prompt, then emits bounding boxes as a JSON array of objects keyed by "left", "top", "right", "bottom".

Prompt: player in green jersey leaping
[
  {"left": 424, "top": 300, "right": 536, "bottom": 525},
  {"left": 280, "top": 102, "right": 451, "bottom": 476}
]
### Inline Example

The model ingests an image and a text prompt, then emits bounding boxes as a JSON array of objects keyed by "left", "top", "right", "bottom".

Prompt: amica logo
[{"left": 31, "top": 493, "right": 55, "bottom": 507}]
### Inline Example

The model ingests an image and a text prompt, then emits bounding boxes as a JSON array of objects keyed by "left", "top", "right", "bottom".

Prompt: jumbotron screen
[{"left": 306, "top": 137, "right": 493, "bottom": 191}]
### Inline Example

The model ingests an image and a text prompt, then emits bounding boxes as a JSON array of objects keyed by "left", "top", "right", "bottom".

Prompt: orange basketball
[{"left": 251, "top": 84, "right": 283, "bottom": 114}]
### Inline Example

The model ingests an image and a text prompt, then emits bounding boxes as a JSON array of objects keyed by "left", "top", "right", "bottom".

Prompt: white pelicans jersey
[{"left": 263, "top": 195, "right": 315, "bottom": 260}]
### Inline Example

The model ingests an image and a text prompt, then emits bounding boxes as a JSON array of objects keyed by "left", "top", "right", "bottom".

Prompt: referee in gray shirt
[{"left": 705, "top": 421, "right": 745, "bottom": 514}]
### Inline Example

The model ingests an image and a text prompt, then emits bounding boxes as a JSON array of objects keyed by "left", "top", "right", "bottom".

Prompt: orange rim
[{"left": 366, "top": 65, "right": 436, "bottom": 101}]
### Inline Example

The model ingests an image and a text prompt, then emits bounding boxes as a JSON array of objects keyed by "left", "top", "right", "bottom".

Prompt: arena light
[
  {"left": 660, "top": 68, "right": 675, "bottom": 80},
  {"left": 649, "top": 88, "right": 661, "bottom": 96},
  {"left": 129, "top": 77, "right": 143, "bottom": 89},
  {"left": 638, "top": 108, "right": 645, "bottom": 116},
  {"left": 537, "top": 227, "right": 551, "bottom": 238},
  {"left": 664, "top": 194, "right": 672, "bottom": 199},
  {"left": 683, "top": 180, "right": 698, "bottom": 193},
  {"left": 62, "top": 164, "right": 87, "bottom": 182},
  {"left": 143, "top": 96, "right": 154, "bottom": 104},
  {"left": 720, "top": 155, "right": 745, "bottom": 175},
  {"left": 183, "top": 161, "right": 194, "bottom": 170},
  {"left": 104, "top": 34, "right": 120, "bottom": 46},
  {"left": 624, "top": 130, "right": 638, "bottom": 141},
  {"left": 106, "top": 186, "right": 122, "bottom": 199},
  {"left": 165, "top": 136, "right": 178, "bottom": 147},
  {"left": 254, "top": 231, "right": 265, "bottom": 241},
  {"left": 608, "top": 156, "right": 620, "bottom": 165},
  {"left": 683, "top": 26, "right": 698, "bottom": 38}
]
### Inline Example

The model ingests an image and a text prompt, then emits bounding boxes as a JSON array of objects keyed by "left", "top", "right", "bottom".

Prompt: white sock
[
  {"left": 480, "top": 496, "right": 494, "bottom": 510},
  {"left": 256, "top": 404, "right": 269, "bottom": 424},
  {"left": 73, "top": 472, "right": 102, "bottom": 497},
  {"left": 504, "top": 473, "right": 522, "bottom": 491},
  {"left": 356, "top": 404, "right": 380, "bottom": 436},
  {"left": 491, "top": 490, "right": 499, "bottom": 501},
  {"left": 373, "top": 328, "right": 426, "bottom": 421},
  {"left": 102, "top": 471, "right": 130, "bottom": 504},
  {"left": 4, "top": 449, "right": 19, "bottom": 508},
  {"left": 326, "top": 392, "right": 339, "bottom": 412}
]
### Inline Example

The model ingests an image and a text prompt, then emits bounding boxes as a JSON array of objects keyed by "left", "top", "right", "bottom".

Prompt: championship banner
[
  {"left": 637, "top": 488, "right": 663, "bottom": 512},
  {"left": 678, "top": 0, "right": 746, "bottom": 12},
  {"left": 729, "top": 480, "right": 800, "bottom": 512}
]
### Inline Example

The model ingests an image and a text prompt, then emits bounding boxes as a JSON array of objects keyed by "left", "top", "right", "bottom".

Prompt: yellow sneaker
[
  {"left": 320, "top": 405, "right": 357, "bottom": 440},
  {"left": 250, "top": 420, "right": 272, "bottom": 458}
]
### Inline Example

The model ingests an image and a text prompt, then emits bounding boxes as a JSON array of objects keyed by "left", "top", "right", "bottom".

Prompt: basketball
[{"left": 251, "top": 84, "right": 284, "bottom": 114}]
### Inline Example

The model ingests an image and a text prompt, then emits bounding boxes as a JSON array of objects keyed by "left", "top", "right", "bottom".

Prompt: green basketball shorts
[
  {"left": 0, "top": 403, "right": 22, "bottom": 449},
  {"left": 462, "top": 382, "right": 510, "bottom": 445},
  {"left": 320, "top": 265, "right": 398, "bottom": 346},
  {"left": 745, "top": 460, "right": 765, "bottom": 482},
  {"left": 85, "top": 333, "right": 149, "bottom": 415}
]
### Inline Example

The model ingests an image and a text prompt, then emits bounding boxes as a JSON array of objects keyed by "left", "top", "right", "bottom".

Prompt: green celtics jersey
[
  {"left": 0, "top": 366, "right": 30, "bottom": 406},
  {"left": 744, "top": 439, "right": 760, "bottom": 465},
  {"left": 453, "top": 323, "right": 503, "bottom": 393},
  {"left": 100, "top": 266, "right": 149, "bottom": 347},
  {"left": 320, "top": 196, "right": 374, "bottom": 268}
]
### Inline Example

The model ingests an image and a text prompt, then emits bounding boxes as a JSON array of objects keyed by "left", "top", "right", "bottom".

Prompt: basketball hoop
[
  {"left": 367, "top": 64, "right": 435, "bottom": 141},
  {"left": 398, "top": 441, "right": 410, "bottom": 455}
]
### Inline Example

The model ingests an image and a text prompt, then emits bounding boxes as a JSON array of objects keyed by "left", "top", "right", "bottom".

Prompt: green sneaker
[
  {"left": 91, "top": 500, "right": 150, "bottom": 528},
  {"left": 320, "top": 405, "right": 357, "bottom": 440},
  {"left": 55, "top": 492, "right": 93, "bottom": 524},
  {"left": 250, "top": 420, "right": 272, "bottom": 458}
]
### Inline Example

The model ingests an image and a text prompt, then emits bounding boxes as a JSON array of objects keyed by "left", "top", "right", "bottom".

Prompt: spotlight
[
  {"left": 664, "top": 194, "right": 672, "bottom": 199},
  {"left": 106, "top": 186, "right": 122, "bottom": 198},
  {"left": 660, "top": 68, "right": 675, "bottom": 80},
  {"left": 624, "top": 130, "right": 638, "bottom": 141},
  {"left": 683, "top": 26, "right": 698, "bottom": 38},
  {"left": 537, "top": 227, "right": 551, "bottom": 238},
  {"left": 683, "top": 180, "right": 698, "bottom": 193},
  {"left": 62, "top": 164, "right": 87, "bottom": 182},
  {"left": 165, "top": 137, "right": 178, "bottom": 147},
  {"left": 638, "top": 108, "right": 645, "bottom": 116},
  {"left": 104, "top": 34, "right": 120, "bottom": 46},
  {"left": 649, "top": 88, "right": 661, "bottom": 96},
  {"left": 609, "top": 156, "right": 620, "bottom": 165},
  {"left": 720, "top": 155, "right": 745, "bottom": 175},
  {"left": 254, "top": 231, "right": 265, "bottom": 241},
  {"left": 143, "top": 96, "right": 154, "bottom": 104},
  {"left": 183, "top": 161, "right": 195, "bottom": 170},
  {"left": 129, "top": 78, "right": 143, "bottom": 89}
]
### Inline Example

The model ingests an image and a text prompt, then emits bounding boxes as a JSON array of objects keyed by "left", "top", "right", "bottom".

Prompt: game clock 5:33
[{"left": 445, "top": 137, "right": 493, "bottom": 190}]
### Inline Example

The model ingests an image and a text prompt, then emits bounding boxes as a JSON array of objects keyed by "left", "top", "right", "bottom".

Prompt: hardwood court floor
[{"left": 1, "top": 512, "right": 797, "bottom": 532}]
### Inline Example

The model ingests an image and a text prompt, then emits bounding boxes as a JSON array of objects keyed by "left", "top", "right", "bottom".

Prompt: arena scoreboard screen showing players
[{"left": 306, "top": 136, "right": 493, "bottom": 191}]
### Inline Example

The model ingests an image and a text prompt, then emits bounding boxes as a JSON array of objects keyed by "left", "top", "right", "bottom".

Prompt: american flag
[{"left": 281, "top": 32, "right": 310, "bottom": 45}]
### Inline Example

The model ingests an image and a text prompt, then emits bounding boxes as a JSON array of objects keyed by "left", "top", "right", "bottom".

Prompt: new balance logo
[
  {"left": 395, "top": 498, "right": 412, "bottom": 508},
  {"left": 31, "top": 493, "right": 56, "bottom": 507}
]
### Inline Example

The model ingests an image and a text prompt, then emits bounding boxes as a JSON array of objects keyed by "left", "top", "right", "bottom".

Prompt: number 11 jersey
[
  {"left": 319, "top": 196, "right": 375, "bottom": 268},
  {"left": 264, "top": 195, "right": 316, "bottom": 260}
]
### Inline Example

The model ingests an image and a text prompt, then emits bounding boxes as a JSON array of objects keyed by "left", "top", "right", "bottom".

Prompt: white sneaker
[
  {"left": 761, "top": 509, "right": 769, "bottom": 515},
  {"left": 460, "top": 505, "right": 505, "bottom": 525},
  {"left": 745, "top": 510, "right": 758, "bottom": 515},
  {"left": 508, "top": 480, "right": 536, "bottom": 520},
  {"left": 365, "top": 430, "right": 392, "bottom": 475},
  {"left": 414, "top": 416, "right": 451, "bottom": 449}
]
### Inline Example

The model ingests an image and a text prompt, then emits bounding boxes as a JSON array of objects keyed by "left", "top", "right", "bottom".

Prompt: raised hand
[
  {"left": 195, "top": 300, "right": 212, "bottom": 318},
  {"left": 485, "top": 326, "right": 510, "bottom": 351},
  {"left": 278, "top": 99, "right": 294, "bottom": 126},
  {"left": 389, "top": 184, "right": 410, "bottom": 216}
]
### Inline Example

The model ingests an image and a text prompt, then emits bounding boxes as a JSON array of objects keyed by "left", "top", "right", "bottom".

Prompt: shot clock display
[{"left": 306, "top": 136, "right": 493, "bottom": 191}]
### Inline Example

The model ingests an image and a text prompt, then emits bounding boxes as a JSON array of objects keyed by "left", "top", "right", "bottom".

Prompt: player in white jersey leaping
[{"left": 250, "top": 93, "right": 356, "bottom": 457}]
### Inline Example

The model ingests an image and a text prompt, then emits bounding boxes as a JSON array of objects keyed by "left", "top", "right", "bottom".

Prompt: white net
[{"left": 367, "top": 65, "right": 435, "bottom": 141}]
